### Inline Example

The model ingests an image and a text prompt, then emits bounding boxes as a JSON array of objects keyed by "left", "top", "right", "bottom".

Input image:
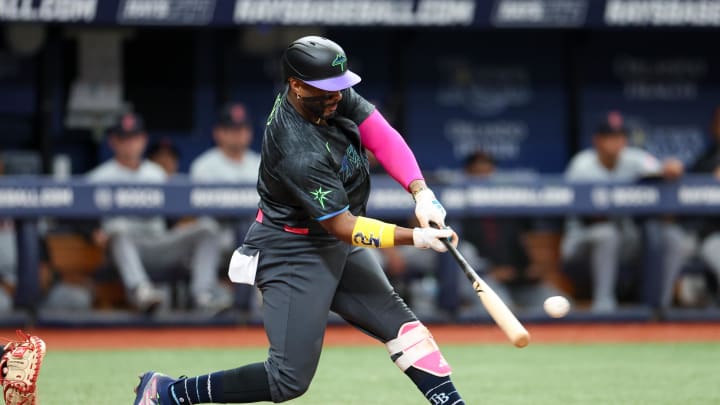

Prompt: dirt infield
[{"left": 5, "top": 322, "right": 718, "bottom": 350}]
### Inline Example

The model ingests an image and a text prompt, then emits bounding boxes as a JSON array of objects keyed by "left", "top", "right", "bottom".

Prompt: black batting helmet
[{"left": 281, "top": 36, "right": 361, "bottom": 92}]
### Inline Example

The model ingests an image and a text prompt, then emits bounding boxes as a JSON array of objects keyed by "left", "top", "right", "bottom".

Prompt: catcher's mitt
[{"left": 0, "top": 330, "right": 46, "bottom": 405}]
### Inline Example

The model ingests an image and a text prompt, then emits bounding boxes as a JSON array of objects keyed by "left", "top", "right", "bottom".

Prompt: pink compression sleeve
[{"left": 359, "top": 109, "right": 423, "bottom": 190}]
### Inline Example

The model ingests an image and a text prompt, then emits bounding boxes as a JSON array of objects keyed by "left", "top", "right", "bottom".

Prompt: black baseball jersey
[
  {"left": 238, "top": 85, "right": 418, "bottom": 403},
  {"left": 257, "top": 87, "right": 375, "bottom": 234}
]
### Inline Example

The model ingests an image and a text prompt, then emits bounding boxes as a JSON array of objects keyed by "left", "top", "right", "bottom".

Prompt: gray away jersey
[
  {"left": 564, "top": 146, "right": 663, "bottom": 229},
  {"left": 565, "top": 146, "right": 662, "bottom": 181}
]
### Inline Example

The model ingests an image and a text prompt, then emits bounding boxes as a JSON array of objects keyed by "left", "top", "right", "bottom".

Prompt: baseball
[{"left": 543, "top": 296, "right": 570, "bottom": 318}]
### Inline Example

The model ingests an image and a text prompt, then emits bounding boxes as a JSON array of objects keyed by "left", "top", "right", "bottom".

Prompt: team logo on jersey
[
  {"left": 429, "top": 393, "right": 450, "bottom": 404},
  {"left": 310, "top": 187, "right": 332, "bottom": 209},
  {"left": 332, "top": 54, "right": 347, "bottom": 71},
  {"left": 339, "top": 145, "right": 367, "bottom": 182}
]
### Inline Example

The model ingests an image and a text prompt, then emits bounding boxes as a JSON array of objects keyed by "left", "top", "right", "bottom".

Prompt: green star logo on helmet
[{"left": 331, "top": 54, "right": 347, "bottom": 71}]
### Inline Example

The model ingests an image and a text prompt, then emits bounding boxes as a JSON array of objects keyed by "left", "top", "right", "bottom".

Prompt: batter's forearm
[
  {"left": 347, "top": 216, "right": 414, "bottom": 248},
  {"left": 393, "top": 227, "right": 415, "bottom": 245},
  {"left": 319, "top": 211, "right": 414, "bottom": 247}
]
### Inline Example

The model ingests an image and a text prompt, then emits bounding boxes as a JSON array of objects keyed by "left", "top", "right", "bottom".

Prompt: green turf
[{"left": 42, "top": 342, "right": 720, "bottom": 404}]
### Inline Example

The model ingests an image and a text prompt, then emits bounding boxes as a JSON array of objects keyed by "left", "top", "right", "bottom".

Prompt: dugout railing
[{"left": 2, "top": 174, "right": 720, "bottom": 325}]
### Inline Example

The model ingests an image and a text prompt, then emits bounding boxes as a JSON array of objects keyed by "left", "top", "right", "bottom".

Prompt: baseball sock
[
  {"left": 168, "top": 362, "right": 270, "bottom": 404},
  {"left": 406, "top": 367, "right": 465, "bottom": 404},
  {"left": 221, "top": 362, "right": 271, "bottom": 402},
  {"left": 168, "top": 372, "right": 223, "bottom": 404},
  {"left": 168, "top": 372, "right": 223, "bottom": 405}
]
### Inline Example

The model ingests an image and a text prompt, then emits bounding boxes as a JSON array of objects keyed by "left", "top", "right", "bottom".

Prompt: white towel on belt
[{"left": 228, "top": 250, "right": 260, "bottom": 285}]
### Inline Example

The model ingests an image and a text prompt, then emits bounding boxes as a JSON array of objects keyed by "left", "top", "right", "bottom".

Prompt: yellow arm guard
[{"left": 351, "top": 216, "right": 396, "bottom": 248}]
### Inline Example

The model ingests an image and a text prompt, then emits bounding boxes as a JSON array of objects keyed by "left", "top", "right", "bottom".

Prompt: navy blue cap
[
  {"left": 107, "top": 112, "right": 146, "bottom": 138},
  {"left": 216, "top": 103, "right": 251, "bottom": 129},
  {"left": 595, "top": 110, "right": 627, "bottom": 136}
]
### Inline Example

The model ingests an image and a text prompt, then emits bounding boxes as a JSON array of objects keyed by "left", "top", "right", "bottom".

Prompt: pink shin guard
[{"left": 386, "top": 321, "right": 452, "bottom": 377}]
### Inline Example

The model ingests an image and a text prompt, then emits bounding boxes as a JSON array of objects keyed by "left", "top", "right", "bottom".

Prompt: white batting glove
[
  {"left": 413, "top": 227, "right": 458, "bottom": 252},
  {"left": 414, "top": 188, "right": 447, "bottom": 228}
]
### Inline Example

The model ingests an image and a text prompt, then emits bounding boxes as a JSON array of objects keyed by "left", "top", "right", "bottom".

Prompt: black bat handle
[{"left": 429, "top": 220, "right": 479, "bottom": 284}]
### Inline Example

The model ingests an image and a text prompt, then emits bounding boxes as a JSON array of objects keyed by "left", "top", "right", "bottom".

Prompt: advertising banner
[
  {"left": 578, "top": 32, "right": 720, "bottom": 166},
  {"left": 404, "top": 31, "right": 568, "bottom": 173},
  {"left": 2, "top": 1, "right": 719, "bottom": 29}
]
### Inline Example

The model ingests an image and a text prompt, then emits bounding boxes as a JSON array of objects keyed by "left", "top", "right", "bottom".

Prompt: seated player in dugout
[
  {"left": 134, "top": 36, "right": 468, "bottom": 404},
  {"left": 561, "top": 111, "right": 688, "bottom": 312},
  {"left": 190, "top": 102, "right": 261, "bottom": 183},
  {"left": 87, "top": 112, "right": 232, "bottom": 313}
]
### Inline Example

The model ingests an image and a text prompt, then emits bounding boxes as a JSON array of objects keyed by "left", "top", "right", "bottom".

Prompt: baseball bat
[{"left": 430, "top": 222, "right": 530, "bottom": 348}]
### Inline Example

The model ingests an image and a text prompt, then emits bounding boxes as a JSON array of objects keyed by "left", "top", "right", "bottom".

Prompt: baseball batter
[{"left": 134, "top": 36, "right": 465, "bottom": 405}]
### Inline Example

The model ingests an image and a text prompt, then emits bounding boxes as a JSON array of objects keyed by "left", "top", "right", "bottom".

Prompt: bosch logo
[
  {"left": 94, "top": 187, "right": 113, "bottom": 210},
  {"left": 591, "top": 187, "right": 610, "bottom": 208}
]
